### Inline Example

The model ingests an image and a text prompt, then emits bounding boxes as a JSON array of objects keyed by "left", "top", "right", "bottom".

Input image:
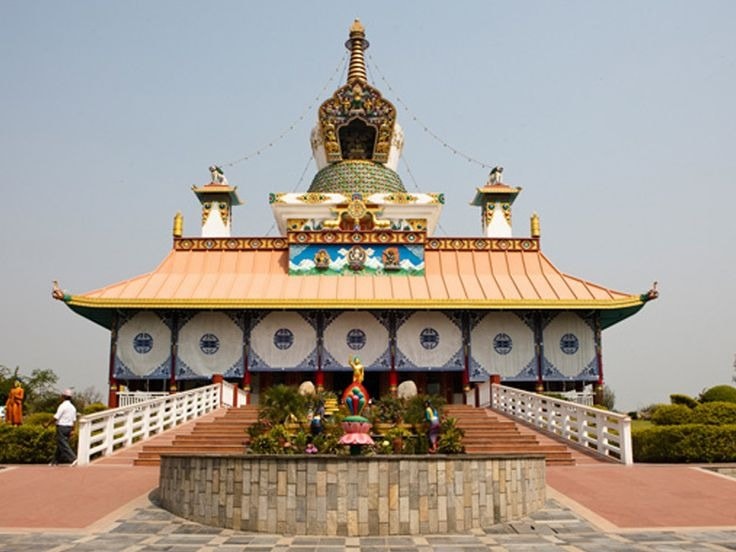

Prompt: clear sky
[{"left": 2, "top": 1, "right": 734, "bottom": 411}]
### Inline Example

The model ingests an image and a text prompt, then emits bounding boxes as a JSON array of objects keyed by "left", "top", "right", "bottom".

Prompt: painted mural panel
[
  {"left": 289, "top": 243, "right": 424, "bottom": 275},
  {"left": 115, "top": 311, "right": 172, "bottom": 379},
  {"left": 396, "top": 312, "right": 463, "bottom": 371},
  {"left": 249, "top": 312, "right": 318, "bottom": 371},
  {"left": 177, "top": 312, "right": 243, "bottom": 379},
  {"left": 542, "top": 312, "right": 597, "bottom": 380},
  {"left": 322, "top": 311, "right": 390, "bottom": 371},
  {"left": 469, "top": 312, "right": 535, "bottom": 382}
]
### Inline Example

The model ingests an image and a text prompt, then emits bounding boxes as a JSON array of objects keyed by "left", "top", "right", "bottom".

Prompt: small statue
[
  {"left": 349, "top": 356, "right": 364, "bottom": 384},
  {"left": 5, "top": 380, "right": 24, "bottom": 426},
  {"left": 488, "top": 166, "right": 503, "bottom": 185},
  {"left": 209, "top": 165, "right": 228, "bottom": 185}
]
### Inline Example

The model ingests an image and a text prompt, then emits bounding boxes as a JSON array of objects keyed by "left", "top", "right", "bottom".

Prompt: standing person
[
  {"left": 5, "top": 380, "right": 24, "bottom": 426},
  {"left": 425, "top": 400, "right": 440, "bottom": 453},
  {"left": 46, "top": 389, "right": 77, "bottom": 465},
  {"left": 310, "top": 399, "right": 325, "bottom": 436}
]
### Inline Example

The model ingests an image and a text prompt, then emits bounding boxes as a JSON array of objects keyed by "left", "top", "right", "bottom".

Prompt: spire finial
[{"left": 346, "top": 19, "right": 369, "bottom": 84}]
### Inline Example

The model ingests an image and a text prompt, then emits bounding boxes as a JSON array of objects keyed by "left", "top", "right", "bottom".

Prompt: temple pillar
[
  {"left": 594, "top": 313, "right": 604, "bottom": 404},
  {"left": 534, "top": 312, "right": 544, "bottom": 393},
  {"left": 107, "top": 312, "right": 119, "bottom": 408},
  {"left": 169, "top": 313, "right": 179, "bottom": 393}
]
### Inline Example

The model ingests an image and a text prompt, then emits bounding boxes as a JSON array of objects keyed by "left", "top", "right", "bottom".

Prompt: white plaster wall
[
  {"left": 397, "top": 312, "right": 461, "bottom": 369},
  {"left": 202, "top": 205, "right": 231, "bottom": 238},
  {"left": 177, "top": 312, "right": 243, "bottom": 377},
  {"left": 250, "top": 312, "right": 317, "bottom": 369},
  {"left": 484, "top": 203, "right": 512, "bottom": 238},
  {"left": 323, "top": 311, "right": 388, "bottom": 368},
  {"left": 117, "top": 311, "right": 171, "bottom": 377},
  {"left": 470, "top": 312, "right": 534, "bottom": 379},
  {"left": 543, "top": 312, "right": 595, "bottom": 379}
]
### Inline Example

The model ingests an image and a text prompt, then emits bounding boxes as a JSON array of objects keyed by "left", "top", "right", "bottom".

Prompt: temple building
[{"left": 53, "top": 21, "right": 657, "bottom": 407}]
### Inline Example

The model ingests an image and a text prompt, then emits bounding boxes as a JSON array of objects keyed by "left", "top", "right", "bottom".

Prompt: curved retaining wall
[{"left": 159, "top": 454, "right": 546, "bottom": 536}]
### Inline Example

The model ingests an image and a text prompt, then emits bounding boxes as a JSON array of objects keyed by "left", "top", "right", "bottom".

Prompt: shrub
[
  {"left": 650, "top": 404, "right": 693, "bottom": 426},
  {"left": 82, "top": 402, "right": 108, "bottom": 415},
  {"left": 633, "top": 424, "right": 736, "bottom": 462},
  {"left": 23, "top": 412, "right": 54, "bottom": 427},
  {"left": 699, "top": 385, "right": 736, "bottom": 404},
  {"left": 438, "top": 417, "right": 465, "bottom": 454},
  {"left": 258, "top": 384, "right": 309, "bottom": 425},
  {"left": 403, "top": 394, "right": 446, "bottom": 426},
  {"left": 670, "top": 394, "right": 698, "bottom": 408},
  {"left": 691, "top": 402, "right": 736, "bottom": 425},
  {"left": 0, "top": 424, "right": 56, "bottom": 463}
]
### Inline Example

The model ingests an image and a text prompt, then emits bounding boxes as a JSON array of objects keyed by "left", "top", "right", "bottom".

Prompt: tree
[{"left": 0, "top": 365, "right": 59, "bottom": 415}]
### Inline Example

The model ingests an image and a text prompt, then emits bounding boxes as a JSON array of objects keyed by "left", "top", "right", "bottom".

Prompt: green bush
[
  {"left": 0, "top": 424, "right": 56, "bottom": 463},
  {"left": 633, "top": 424, "right": 736, "bottom": 462},
  {"left": 699, "top": 385, "right": 736, "bottom": 404},
  {"left": 82, "top": 402, "right": 108, "bottom": 415},
  {"left": 691, "top": 402, "right": 736, "bottom": 425},
  {"left": 670, "top": 394, "right": 698, "bottom": 408},
  {"left": 23, "top": 412, "right": 54, "bottom": 426},
  {"left": 651, "top": 404, "right": 692, "bottom": 425}
]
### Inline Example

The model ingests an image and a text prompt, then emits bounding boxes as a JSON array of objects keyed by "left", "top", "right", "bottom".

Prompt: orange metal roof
[{"left": 65, "top": 246, "right": 643, "bottom": 311}]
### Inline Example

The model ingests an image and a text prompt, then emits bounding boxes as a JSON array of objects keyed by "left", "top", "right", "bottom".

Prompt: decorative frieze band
[{"left": 175, "top": 235, "right": 540, "bottom": 252}]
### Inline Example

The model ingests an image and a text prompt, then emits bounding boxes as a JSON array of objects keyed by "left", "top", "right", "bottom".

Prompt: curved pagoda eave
[{"left": 63, "top": 294, "right": 649, "bottom": 331}]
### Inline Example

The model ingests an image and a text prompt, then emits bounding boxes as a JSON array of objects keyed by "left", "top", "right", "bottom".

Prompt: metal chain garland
[
  {"left": 221, "top": 54, "right": 348, "bottom": 168},
  {"left": 367, "top": 53, "right": 495, "bottom": 170},
  {"left": 399, "top": 154, "right": 448, "bottom": 236}
]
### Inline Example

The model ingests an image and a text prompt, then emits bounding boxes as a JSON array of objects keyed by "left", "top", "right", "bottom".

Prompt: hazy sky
[{"left": 2, "top": 1, "right": 734, "bottom": 411}]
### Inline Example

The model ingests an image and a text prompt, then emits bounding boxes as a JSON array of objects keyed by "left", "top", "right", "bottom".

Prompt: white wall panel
[
  {"left": 323, "top": 311, "right": 389, "bottom": 370},
  {"left": 470, "top": 312, "right": 535, "bottom": 380},
  {"left": 250, "top": 312, "right": 317, "bottom": 370},
  {"left": 177, "top": 312, "right": 243, "bottom": 378},
  {"left": 396, "top": 312, "right": 463, "bottom": 370},
  {"left": 116, "top": 311, "right": 171, "bottom": 377},
  {"left": 543, "top": 312, "right": 595, "bottom": 379}
]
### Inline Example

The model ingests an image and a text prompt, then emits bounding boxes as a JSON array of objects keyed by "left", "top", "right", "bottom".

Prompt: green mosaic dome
[{"left": 308, "top": 161, "right": 406, "bottom": 195}]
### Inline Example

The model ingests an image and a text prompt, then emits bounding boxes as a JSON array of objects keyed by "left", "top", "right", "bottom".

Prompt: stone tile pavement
[{"left": 2, "top": 496, "right": 735, "bottom": 552}]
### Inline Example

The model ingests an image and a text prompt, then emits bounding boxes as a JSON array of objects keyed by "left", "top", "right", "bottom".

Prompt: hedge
[
  {"left": 0, "top": 425, "right": 57, "bottom": 464},
  {"left": 651, "top": 404, "right": 692, "bottom": 425},
  {"left": 633, "top": 424, "right": 736, "bottom": 462},
  {"left": 700, "top": 385, "right": 736, "bottom": 404}
]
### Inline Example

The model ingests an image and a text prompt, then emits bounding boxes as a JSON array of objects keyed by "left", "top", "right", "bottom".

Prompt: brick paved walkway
[{"left": 1, "top": 461, "right": 736, "bottom": 551}]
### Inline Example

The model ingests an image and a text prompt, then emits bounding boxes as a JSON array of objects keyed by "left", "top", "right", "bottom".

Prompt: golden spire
[
  {"left": 346, "top": 19, "right": 369, "bottom": 84},
  {"left": 530, "top": 212, "right": 541, "bottom": 238},
  {"left": 173, "top": 211, "right": 183, "bottom": 237}
]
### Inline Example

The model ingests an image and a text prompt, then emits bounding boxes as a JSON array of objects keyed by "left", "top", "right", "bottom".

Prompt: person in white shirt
[{"left": 46, "top": 389, "right": 77, "bottom": 465}]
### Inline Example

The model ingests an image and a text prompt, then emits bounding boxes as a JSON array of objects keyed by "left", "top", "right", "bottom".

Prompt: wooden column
[
  {"left": 534, "top": 312, "right": 544, "bottom": 393},
  {"left": 107, "top": 312, "right": 119, "bottom": 408},
  {"left": 169, "top": 312, "right": 178, "bottom": 393}
]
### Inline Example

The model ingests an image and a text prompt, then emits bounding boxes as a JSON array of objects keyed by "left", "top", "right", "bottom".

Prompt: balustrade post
[
  {"left": 620, "top": 417, "right": 633, "bottom": 465},
  {"left": 77, "top": 419, "right": 91, "bottom": 466}
]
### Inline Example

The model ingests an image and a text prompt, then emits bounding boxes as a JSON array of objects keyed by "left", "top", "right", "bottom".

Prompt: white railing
[
  {"left": 490, "top": 383, "right": 633, "bottom": 465},
  {"left": 76, "top": 384, "right": 222, "bottom": 466},
  {"left": 221, "top": 380, "right": 248, "bottom": 407},
  {"left": 117, "top": 391, "right": 169, "bottom": 407}
]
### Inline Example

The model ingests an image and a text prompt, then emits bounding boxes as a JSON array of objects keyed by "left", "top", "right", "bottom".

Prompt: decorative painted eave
[
  {"left": 57, "top": 239, "right": 657, "bottom": 330},
  {"left": 192, "top": 184, "right": 243, "bottom": 206},
  {"left": 470, "top": 183, "right": 522, "bottom": 206}
]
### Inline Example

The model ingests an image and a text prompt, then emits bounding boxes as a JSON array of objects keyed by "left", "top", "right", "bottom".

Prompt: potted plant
[
  {"left": 371, "top": 396, "right": 405, "bottom": 434},
  {"left": 385, "top": 426, "right": 412, "bottom": 454},
  {"left": 258, "top": 384, "right": 309, "bottom": 429}
]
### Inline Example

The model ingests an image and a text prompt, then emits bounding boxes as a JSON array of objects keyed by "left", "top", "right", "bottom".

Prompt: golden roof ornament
[
  {"left": 346, "top": 19, "right": 368, "bottom": 84},
  {"left": 318, "top": 20, "right": 397, "bottom": 164}
]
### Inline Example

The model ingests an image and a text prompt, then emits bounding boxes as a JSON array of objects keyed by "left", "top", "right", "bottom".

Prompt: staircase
[
  {"left": 444, "top": 404, "right": 575, "bottom": 466},
  {"left": 134, "top": 405, "right": 259, "bottom": 466}
]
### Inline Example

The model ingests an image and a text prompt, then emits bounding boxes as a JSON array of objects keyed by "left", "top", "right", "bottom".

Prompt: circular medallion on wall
[
  {"left": 133, "top": 332, "right": 153, "bottom": 354},
  {"left": 346, "top": 329, "right": 366, "bottom": 350},
  {"left": 493, "top": 333, "right": 513, "bottom": 355},
  {"left": 273, "top": 328, "right": 295, "bottom": 350},
  {"left": 560, "top": 333, "right": 579, "bottom": 355},
  {"left": 420, "top": 328, "right": 440, "bottom": 350},
  {"left": 199, "top": 334, "right": 220, "bottom": 355}
]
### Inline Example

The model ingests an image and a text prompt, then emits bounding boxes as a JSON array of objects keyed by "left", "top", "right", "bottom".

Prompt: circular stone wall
[{"left": 159, "top": 454, "right": 545, "bottom": 536}]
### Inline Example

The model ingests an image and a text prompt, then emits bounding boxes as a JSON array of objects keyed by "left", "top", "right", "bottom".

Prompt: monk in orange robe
[{"left": 5, "top": 381, "right": 24, "bottom": 426}]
